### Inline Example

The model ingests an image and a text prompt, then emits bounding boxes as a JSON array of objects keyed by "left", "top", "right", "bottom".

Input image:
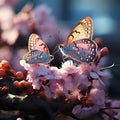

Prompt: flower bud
[
  {"left": 100, "top": 47, "right": 109, "bottom": 57},
  {"left": 16, "top": 71, "right": 24, "bottom": 79}
]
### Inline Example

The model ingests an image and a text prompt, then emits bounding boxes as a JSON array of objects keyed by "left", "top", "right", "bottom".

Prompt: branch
[
  {"left": 0, "top": 93, "right": 56, "bottom": 120},
  {"left": 100, "top": 109, "right": 118, "bottom": 120}
]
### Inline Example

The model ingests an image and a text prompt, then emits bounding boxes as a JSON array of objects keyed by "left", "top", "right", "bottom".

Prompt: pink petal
[{"left": 90, "top": 72, "right": 99, "bottom": 79}]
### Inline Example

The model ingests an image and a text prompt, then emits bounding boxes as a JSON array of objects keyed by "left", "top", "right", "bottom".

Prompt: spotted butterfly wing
[
  {"left": 23, "top": 50, "right": 51, "bottom": 64},
  {"left": 62, "top": 39, "right": 97, "bottom": 63},
  {"left": 60, "top": 17, "right": 97, "bottom": 63},
  {"left": 23, "top": 34, "right": 53, "bottom": 64}
]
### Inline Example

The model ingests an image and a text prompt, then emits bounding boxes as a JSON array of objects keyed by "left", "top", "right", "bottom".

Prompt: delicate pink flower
[
  {"left": 0, "top": 5, "right": 19, "bottom": 45},
  {"left": 61, "top": 60, "right": 78, "bottom": 74},
  {"left": 72, "top": 88, "right": 105, "bottom": 119},
  {"left": 2, "top": 28, "right": 19, "bottom": 45},
  {"left": 62, "top": 61, "right": 91, "bottom": 86},
  {"left": 92, "top": 78, "right": 105, "bottom": 89},
  {"left": 78, "top": 62, "right": 91, "bottom": 74},
  {"left": 0, "top": 46, "right": 13, "bottom": 61},
  {"left": 64, "top": 88, "right": 82, "bottom": 101},
  {"left": 13, "top": 11, "right": 30, "bottom": 35},
  {"left": 49, "top": 66, "right": 62, "bottom": 79},
  {"left": 0, "top": 5, "right": 15, "bottom": 30},
  {"left": 90, "top": 72, "right": 99, "bottom": 79},
  {"left": 31, "top": 77, "right": 42, "bottom": 90},
  {"left": 20, "top": 60, "right": 31, "bottom": 71},
  {"left": 72, "top": 105, "right": 100, "bottom": 119},
  {"left": 31, "top": 4, "right": 70, "bottom": 50},
  {"left": 5, "top": 0, "right": 20, "bottom": 6},
  {"left": 20, "top": 46, "right": 111, "bottom": 119},
  {"left": 98, "top": 69, "right": 112, "bottom": 81},
  {"left": 86, "top": 88, "right": 105, "bottom": 106},
  {"left": 32, "top": 4, "right": 57, "bottom": 35},
  {"left": 0, "top": 0, "right": 5, "bottom": 6},
  {"left": 27, "top": 64, "right": 51, "bottom": 89},
  {"left": 43, "top": 79, "right": 63, "bottom": 99},
  {"left": 92, "top": 70, "right": 111, "bottom": 89}
]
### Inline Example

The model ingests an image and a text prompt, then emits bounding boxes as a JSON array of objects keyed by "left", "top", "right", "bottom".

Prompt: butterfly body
[
  {"left": 23, "top": 34, "right": 53, "bottom": 64},
  {"left": 59, "top": 17, "right": 98, "bottom": 63}
]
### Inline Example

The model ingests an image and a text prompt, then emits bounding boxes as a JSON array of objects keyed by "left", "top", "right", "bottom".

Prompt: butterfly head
[{"left": 58, "top": 44, "right": 64, "bottom": 48}]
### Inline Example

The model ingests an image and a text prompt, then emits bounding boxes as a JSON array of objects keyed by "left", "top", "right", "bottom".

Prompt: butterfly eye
[{"left": 59, "top": 44, "right": 64, "bottom": 48}]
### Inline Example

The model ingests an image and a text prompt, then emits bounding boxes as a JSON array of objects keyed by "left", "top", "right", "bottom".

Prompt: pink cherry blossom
[
  {"left": 13, "top": 9, "right": 30, "bottom": 35},
  {"left": 20, "top": 46, "right": 112, "bottom": 119},
  {"left": 43, "top": 79, "right": 63, "bottom": 99},
  {"left": 72, "top": 105, "right": 100, "bottom": 119},
  {"left": 86, "top": 88, "right": 105, "bottom": 106},
  {"left": 32, "top": 4, "right": 57, "bottom": 35},
  {"left": 72, "top": 88, "right": 105, "bottom": 119}
]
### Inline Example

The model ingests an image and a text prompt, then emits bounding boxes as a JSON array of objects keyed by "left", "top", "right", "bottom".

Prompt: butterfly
[
  {"left": 59, "top": 17, "right": 98, "bottom": 63},
  {"left": 23, "top": 33, "right": 54, "bottom": 64}
]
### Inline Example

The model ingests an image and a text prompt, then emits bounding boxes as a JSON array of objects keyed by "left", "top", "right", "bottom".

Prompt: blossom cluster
[
  {"left": 0, "top": 3, "right": 69, "bottom": 71},
  {"left": 0, "top": 1, "right": 119, "bottom": 119},
  {"left": 13, "top": 4, "right": 70, "bottom": 45},
  {"left": 20, "top": 47, "right": 111, "bottom": 119}
]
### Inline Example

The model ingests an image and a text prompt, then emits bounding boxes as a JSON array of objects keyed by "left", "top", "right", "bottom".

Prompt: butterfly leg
[{"left": 62, "top": 55, "right": 69, "bottom": 62}]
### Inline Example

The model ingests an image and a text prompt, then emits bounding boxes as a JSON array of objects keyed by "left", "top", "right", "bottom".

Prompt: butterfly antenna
[{"left": 100, "top": 64, "right": 120, "bottom": 71}]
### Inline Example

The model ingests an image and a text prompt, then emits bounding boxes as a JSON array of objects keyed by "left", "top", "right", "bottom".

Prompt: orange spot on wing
[{"left": 65, "top": 36, "right": 73, "bottom": 45}]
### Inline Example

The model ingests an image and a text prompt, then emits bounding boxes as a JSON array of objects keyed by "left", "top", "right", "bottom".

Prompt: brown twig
[
  {"left": 0, "top": 93, "right": 56, "bottom": 120},
  {"left": 100, "top": 109, "right": 118, "bottom": 120}
]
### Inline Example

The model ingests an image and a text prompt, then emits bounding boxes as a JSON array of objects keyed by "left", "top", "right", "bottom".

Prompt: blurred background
[{"left": 0, "top": 0, "right": 120, "bottom": 98}]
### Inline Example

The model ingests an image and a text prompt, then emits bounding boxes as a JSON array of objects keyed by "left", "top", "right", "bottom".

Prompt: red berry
[
  {"left": 0, "top": 86, "right": 9, "bottom": 96},
  {"left": 2, "top": 86, "right": 9, "bottom": 91},
  {"left": 1, "top": 60, "right": 10, "bottom": 69},
  {"left": 16, "top": 71, "right": 24, "bottom": 79},
  {"left": 13, "top": 80, "right": 33, "bottom": 94},
  {"left": 0, "top": 69, "right": 6, "bottom": 77}
]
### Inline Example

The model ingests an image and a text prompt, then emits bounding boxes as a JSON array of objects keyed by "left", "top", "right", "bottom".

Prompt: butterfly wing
[
  {"left": 62, "top": 39, "right": 97, "bottom": 63},
  {"left": 65, "top": 17, "right": 93, "bottom": 45},
  {"left": 28, "top": 33, "right": 50, "bottom": 55},
  {"left": 23, "top": 50, "right": 51, "bottom": 64}
]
